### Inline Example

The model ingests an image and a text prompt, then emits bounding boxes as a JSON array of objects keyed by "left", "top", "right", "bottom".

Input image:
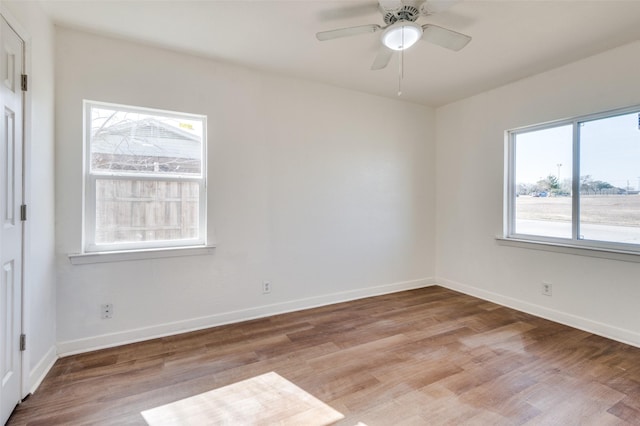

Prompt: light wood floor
[{"left": 8, "top": 286, "right": 640, "bottom": 425}]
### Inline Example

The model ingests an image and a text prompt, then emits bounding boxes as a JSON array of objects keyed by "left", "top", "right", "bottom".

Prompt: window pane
[
  {"left": 579, "top": 112, "right": 640, "bottom": 244},
  {"left": 95, "top": 179, "right": 200, "bottom": 245},
  {"left": 514, "top": 125, "right": 573, "bottom": 238},
  {"left": 90, "top": 106, "right": 203, "bottom": 175}
]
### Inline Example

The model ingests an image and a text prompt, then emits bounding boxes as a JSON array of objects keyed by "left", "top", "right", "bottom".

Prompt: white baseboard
[
  {"left": 57, "top": 277, "right": 435, "bottom": 356},
  {"left": 436, "top": 277, "right": 640, "bottom": 349},
  {"left": 29, "top": 345, "right": 57, "bottom": 394}
]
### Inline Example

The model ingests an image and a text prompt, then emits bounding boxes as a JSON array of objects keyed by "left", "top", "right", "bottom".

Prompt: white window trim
[
  {"left": 495, "top": 236, "right": 640, "bottom": 264},
  {"left": 68, "top": 244, "right": 216, "bottom": 265},
  {"left": 504, "top": 104, "right": 640, "bottom": 257},
  {"left": 82, "top": 100, "right": 208, "bottom": 255}
]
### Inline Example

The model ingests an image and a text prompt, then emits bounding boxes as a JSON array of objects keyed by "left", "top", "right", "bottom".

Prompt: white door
[{"left": 0, "top": 16, "right": 24, "bottom": 425}]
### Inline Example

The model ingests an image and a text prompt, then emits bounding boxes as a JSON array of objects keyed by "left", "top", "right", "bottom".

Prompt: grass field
[{"left": 516, "top": 194, "right": 640, "bottom": 226}]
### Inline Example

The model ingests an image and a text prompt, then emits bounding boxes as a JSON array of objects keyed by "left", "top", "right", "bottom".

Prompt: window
[
  {"left": 507, "top": 105, "right": 640, "bottom": 252},
  {"left": 84, "top": 101, "right": 206, "bottom": 253}
]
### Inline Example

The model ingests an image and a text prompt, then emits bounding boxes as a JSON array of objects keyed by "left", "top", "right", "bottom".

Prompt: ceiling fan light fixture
[{"left": 381, "top": 21, "right": 423, "bottom": 51}]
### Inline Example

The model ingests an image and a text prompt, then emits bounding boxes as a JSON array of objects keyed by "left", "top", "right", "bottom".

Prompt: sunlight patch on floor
[{"left": 141, "top": 371, "right": 344, "bottom": 425}]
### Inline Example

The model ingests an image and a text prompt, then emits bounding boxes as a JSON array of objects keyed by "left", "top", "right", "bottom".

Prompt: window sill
[
  {"left": 68, "top": 245, "right": 216, "bottom": 265},
  {"left": 496, "top": 236, "right": 640, "bottom": 263}
]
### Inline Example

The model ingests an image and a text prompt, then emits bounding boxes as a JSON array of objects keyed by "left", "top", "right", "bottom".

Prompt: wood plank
[{"left": 7, "top": 287, "right": 640, "bottom": 425}]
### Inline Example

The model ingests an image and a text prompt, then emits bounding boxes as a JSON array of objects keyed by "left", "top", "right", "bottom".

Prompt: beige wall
[
  {"left": 436, "top": 40, "right": 640, "bottom": 346},
  {"left": 55, "top": 27, "right": 436, "bottom": 353}
]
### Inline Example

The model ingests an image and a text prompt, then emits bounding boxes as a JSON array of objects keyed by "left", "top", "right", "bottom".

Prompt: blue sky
[{"left": 515, "top": 111, "right": 640, "bottom": 190}]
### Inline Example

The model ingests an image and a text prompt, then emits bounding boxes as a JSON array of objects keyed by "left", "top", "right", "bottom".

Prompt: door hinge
[
  {"left": 20, "top": 334, "right": 26, "bottom": 351},
  {"left": 21, "top": 74, "right": 28, "bottom": 91},
  {"left": 20, "top": 204, "right": 27, "bottom": 221}
]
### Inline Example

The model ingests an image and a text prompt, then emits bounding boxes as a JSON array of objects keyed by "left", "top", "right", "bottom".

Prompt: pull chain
[
  {"left": 398, "top": 48, "right": 404, "bottom": 96},
  {"left": 398, "top": 27, "right": 404, "bottom": 96}
]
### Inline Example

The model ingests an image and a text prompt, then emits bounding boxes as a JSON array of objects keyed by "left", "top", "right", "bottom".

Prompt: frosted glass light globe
[{"left": 382, "top": 21, "right": 423, "bottom": 51}]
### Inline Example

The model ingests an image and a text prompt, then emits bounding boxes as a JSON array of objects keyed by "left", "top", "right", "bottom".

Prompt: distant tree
[
  {"left": 517, "top": 183, "right": 526, "bottom": 195},
  {"left": 536, "top": 178, "right": 549, "bottom": 191},
  {"left": 517, "top": 183, "right": 536, "bottom": 195},
  {"left": 536, "top": 175, "right": 559, "bottom": 193},
  {"left": 592, "top": 180, "right": 614, "bottom": 194},
  {"left": 580, "top": 175, "right": 617, "bottom": 194},
  {"left": 547, "top": 175, "right": 559, "bottom": 190},
  {"left": 580, "top": 175, "right": 594, "bottom": 193}
]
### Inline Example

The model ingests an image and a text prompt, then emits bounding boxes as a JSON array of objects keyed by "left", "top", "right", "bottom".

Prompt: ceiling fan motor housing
[{"left": 378, "top": 0, "right": 429, "bottom": 24}]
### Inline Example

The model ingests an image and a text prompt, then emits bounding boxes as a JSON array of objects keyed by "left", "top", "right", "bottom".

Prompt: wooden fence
[{"left": 95, "top": 179, "right": 199, "bottom": 243}]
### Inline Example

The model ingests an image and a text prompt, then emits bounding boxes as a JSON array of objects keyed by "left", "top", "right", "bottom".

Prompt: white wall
[
  {"left": 55, "top": 28, "right": 436, "bottom": 354},
  {"left": 1, "top": 0, "right": 57, "bottom": 391},
  {"left": 436, "top": 40, "right": 640, "bottom": 346}
]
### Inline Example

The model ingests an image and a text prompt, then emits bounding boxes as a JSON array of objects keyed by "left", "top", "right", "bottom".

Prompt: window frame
[
  {"left": 82, "top": 100, "right": 207, "bottom": 254},
  {"left": 505, "top": 104, "right": 640, "bottom": 254}
]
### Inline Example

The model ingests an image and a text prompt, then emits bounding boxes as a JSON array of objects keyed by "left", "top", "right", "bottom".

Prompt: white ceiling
[{"left": 40, "top": 0, "right": 640, "bottom": 107}]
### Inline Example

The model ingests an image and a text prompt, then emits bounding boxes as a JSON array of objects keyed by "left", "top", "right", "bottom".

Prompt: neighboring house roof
[{"left": 92, "top": 117, "right": 201, "bottom": 160}]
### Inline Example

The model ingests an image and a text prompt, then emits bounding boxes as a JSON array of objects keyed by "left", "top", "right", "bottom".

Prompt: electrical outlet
[
  {"left": 262, "top": 281, "right": 271, "bottom": 294},
  {"left": 541, "top": 282, "right": 552, "bottom": 297},
  {"left": 101, "top": 303, "right": 113, "bottom": 319}
]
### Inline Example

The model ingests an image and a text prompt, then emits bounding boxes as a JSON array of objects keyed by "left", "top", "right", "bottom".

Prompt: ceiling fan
[{"left": 316, "top": 0, "right": 472, "bottom": 70}]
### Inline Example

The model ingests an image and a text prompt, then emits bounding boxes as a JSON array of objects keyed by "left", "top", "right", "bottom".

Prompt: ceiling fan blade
[
  {"left": 421, "top": 24, "right": 471, "bottom": 51},
  {"left": 371, "top": 46, "right": 394, "bottom": 70},
  {"left": 316, "top": 24, "right": 382, "bottom": 41}
]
